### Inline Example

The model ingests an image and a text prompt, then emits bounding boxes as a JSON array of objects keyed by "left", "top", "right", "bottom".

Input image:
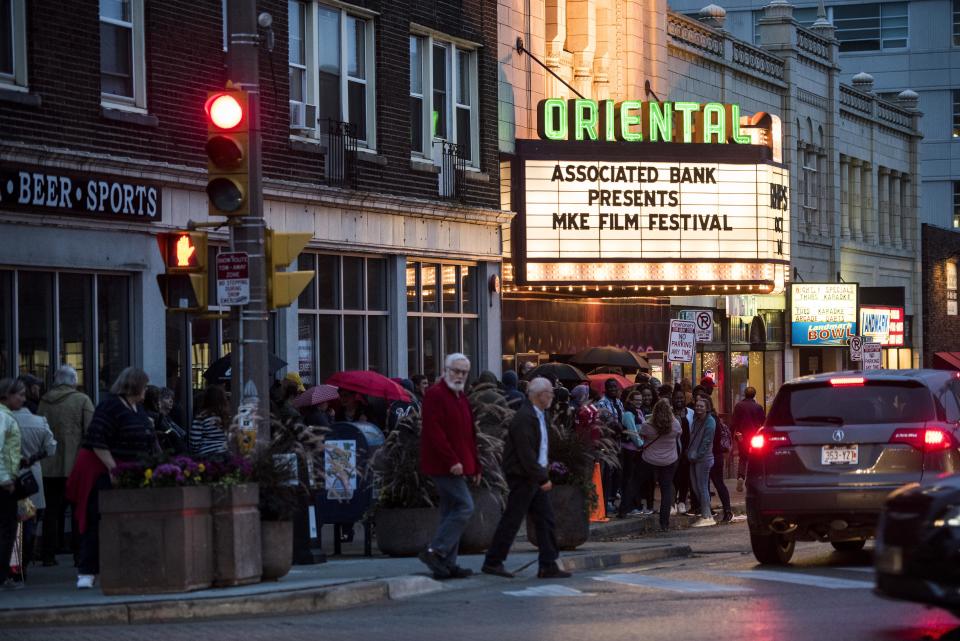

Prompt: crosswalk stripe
[
  {"left": 503, "top": 585, "right": 592, "bottom": 597},
  {"left": 725, "top": 570, "right": 873, "bottom": 589},
  {"left": 834, "top": 566, "right": 875, "bottom": 574},
  {"left": 592, "top": 573, "right": 750, "bottom": 593}
]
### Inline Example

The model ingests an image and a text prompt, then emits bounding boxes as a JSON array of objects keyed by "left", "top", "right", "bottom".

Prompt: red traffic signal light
[
  {"left": 205, "top": 93, "right": 244, "bottom": 130},
  {"left": 205, "top": 89, "right": 250, "bottom": 218}
]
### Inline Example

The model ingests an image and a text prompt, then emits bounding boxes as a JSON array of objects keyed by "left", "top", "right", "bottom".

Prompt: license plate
[
  {"left": 876, "top": 545, "right": 903, "bottom": 575},
  {"left": 822, "top": 444, "right": 859, "bottom": 465}
]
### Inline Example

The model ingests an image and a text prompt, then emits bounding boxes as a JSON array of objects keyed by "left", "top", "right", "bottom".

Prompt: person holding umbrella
[
  {"left": 417, "top": 353, "right": 480, "bottom": 580},
  {"left": 293, "top": 385, "right": 339, "bottom": 427}
]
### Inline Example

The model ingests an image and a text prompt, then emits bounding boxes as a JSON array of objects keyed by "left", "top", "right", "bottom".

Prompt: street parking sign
[
  {"left": 681, "top": 309, "right": 714, "bottom": 342},
  {"left": 848, "top": 336, "right": 863, "bottom": 361},
  {"left": 216, "top": 251, "right": 250, "bottom": 306},
  {"left": 668, "top": 319, "right": 696, "bottom": 363},
  {"left": 862, "top": 342, "right": 882, "bottom": 370}
]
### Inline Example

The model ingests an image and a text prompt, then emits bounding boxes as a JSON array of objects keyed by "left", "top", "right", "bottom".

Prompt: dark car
[
  {"left": 875, "top": 474, "right": 960, "bottom": 616},
  {"left": 746, "top": 369, "right": 960, "bottom": 565}
]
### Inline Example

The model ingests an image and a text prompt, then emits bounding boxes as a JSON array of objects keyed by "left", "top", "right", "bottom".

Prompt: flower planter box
[
  {"left": 526, "top": 484, "right": 590, "bottom": 551},
  {"left": 211, "top": 483, "right": 262, "bottom": 586},
  {"left": 99, "top": 485, "right": 214, "bottom": 595},
  {"left": 261, "top": 520, "right": 293, "bottom": 580}
]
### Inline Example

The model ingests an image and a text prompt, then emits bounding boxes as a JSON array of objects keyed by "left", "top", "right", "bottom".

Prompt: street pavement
[{"left": 6, "top": 522, "right": 960, "bottom": 641}]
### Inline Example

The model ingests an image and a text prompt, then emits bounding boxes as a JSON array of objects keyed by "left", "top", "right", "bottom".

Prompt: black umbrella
[
  {"left": 524, "top": 362, "right": 588, "bottom": 384},
  {"left": 570, "top": 346, "right": 648, "bottom": 370},
  {"left": 203, "top": 352, "right": 289, "bottom": 383},
  {"left": 588, "top": 366, "right": 625, "bottom": 376}
]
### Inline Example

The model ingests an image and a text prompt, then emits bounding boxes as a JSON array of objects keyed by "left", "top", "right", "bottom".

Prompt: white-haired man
[
  {"left": 482, "top": 377, "right": 571, "bottom": 579},
  {"left": 38, "top": 365, "right": 94, "bottom": 566},
  {"left": 418, "top": 353, "right": 480, "bottom": 579}
]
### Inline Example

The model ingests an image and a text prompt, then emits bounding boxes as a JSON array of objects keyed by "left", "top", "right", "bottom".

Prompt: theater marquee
[{"left": 510, "top": 103, "right": 788, "bottom": 294}]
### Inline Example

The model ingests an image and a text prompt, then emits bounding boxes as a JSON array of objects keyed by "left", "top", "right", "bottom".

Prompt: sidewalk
[
  {"left": 0, "top": 539, "right": 691, "bottom": 627},
  {"left": 0, "top": 478, "right": 743, "bottom": 627}
]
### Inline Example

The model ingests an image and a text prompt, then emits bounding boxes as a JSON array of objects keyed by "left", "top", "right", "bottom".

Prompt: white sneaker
[
  {"left": 691, "top": 517, "right": 717, "bottom": 528},
  {"left": 677, "top": 502, "right": 686, "bottom": 514},
  {"left": 76, "top": 574, "right": 95, "bottom": 589},
  {"left": 730, "top": 514, "right": 748, "bottom": 523}
]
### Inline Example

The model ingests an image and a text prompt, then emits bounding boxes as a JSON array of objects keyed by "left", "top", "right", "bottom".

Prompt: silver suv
[{"left": 746, "top": 370, "right": 960, "bottom": 564}]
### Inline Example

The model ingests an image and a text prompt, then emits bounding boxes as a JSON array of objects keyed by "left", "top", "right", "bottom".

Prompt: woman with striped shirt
[{"left": 190, "top": 386, "right": 230, "bottom": 458}]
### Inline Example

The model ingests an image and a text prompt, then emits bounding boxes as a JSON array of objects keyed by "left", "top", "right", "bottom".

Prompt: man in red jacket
[{"left": 418, "top": 353, "right": 481, "bottom": 579}]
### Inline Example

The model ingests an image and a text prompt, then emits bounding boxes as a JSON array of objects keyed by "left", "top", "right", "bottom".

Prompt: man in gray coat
[{"left": 37, "top": 365, "right": 93, "bottom": 566}]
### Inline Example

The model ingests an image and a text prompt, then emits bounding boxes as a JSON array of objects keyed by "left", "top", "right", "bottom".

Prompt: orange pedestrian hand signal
[{"left": 175, "top": 235, "right": 196, "bottom": 267}]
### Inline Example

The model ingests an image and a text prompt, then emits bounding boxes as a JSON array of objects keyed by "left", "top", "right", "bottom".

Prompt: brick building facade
[
  {"left": 921, "top": 224, "right": 960, "bottom": 368},
  {"left": 0, "top": 0, "right": 508, "bottom": 412}
]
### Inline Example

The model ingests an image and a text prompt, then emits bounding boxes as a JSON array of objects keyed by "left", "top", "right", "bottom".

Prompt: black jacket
[{"left": 502, "top": 401, "right": 549, "bottom": 485}]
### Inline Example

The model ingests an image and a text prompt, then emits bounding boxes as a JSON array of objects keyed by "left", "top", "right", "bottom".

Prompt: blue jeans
[
  {"left": 429, "top": 476, "right": 474, "bottom": 566},
  {"left": 689, "top": 456, "right": 714, "bottom": 518}
]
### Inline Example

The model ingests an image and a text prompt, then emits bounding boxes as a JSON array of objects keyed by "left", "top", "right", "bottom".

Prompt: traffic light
[
  {"left": 265, "top": 229, "right": 314, "bottom": 309},
  {"left": 156, "top": 231, "right": 208, "bottom": 312},
  {"left": 204, "top": 88, "right": 250, "bottom": 218}
]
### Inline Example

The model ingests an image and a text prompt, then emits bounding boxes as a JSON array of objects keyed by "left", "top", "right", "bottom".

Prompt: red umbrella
[
  {"left": 325, "top": 371, "right": 411, "bottom": 402},
  {"left": 587, "top": 373, "right": 633, "bottom": 396},
  {"left": 292, "top": 384, "right": 339, "bottom": 409}
]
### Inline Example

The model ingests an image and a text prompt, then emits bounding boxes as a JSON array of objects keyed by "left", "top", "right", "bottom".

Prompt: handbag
[{"left": 12, "top": 468, "right": 39, "bottom": 500}]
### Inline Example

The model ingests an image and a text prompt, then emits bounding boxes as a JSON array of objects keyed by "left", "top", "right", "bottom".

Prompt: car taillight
[
  {"left": 750, "top": 431, "right": 791, "bottom": 452},
  {"left": 830, "top": 376, "right": 865, "bottom": 387},
  {"left": 889, "top": 428, "right": 955, "bottom": 451}
]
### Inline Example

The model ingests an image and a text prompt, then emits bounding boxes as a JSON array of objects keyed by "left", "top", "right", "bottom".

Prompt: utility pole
[{"left": 227, "top": 1, "right": 271, "bottom": 448}]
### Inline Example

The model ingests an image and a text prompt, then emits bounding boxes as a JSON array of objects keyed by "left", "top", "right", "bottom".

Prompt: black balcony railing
[
  {"left": 439, "top": 141, "right": 466, "bottom": 202},
  {"left": 325, "top": 119, "right": 358, "bottom": 189}
]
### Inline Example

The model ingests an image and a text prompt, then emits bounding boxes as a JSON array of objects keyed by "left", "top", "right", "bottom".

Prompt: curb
[
  {"left": 0, "top": 544, "right": 691, "bottom": 627},
  {"left": 590, "top": 505, "right": 747, "bottom": 542}
]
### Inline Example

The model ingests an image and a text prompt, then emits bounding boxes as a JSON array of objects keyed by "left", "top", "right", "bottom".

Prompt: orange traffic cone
[{"left": 589, "top": 461, "right": 608, "bottom": 522}]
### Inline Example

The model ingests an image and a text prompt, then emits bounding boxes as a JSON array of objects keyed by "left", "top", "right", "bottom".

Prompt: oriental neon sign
[{"left": 537, "top": 99, "right": 754, "bottom": 145}]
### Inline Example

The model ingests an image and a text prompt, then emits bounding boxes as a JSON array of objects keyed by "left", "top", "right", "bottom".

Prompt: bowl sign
[{"left": 216, "top": 252, "right": 250, "bottom": 306}]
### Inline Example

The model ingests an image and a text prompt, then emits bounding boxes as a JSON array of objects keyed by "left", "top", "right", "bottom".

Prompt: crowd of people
[{"left": 0, "top": 356, "right": 767, "bottom": 591}]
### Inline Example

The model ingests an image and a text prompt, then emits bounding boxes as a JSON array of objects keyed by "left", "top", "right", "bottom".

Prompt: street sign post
[
  {"left": 668, "top": 319, "right": 696, "bottom": 363},
  {"left": 680, "top": 309, "right": 714, "bottom": 342},
  {"left": 848, "top": 335, "right": 863, "bottom": 362},
  {"left": 216, "top": 251, "right": 250, "bottom": 306},
  {"left": 862, "top": 341, "right": 882, "bottom": 370}
]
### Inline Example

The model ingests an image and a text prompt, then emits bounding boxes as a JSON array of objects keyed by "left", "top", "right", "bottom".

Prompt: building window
[
  {"left": 954, "top": 182, "right": 960, "bottom": 228},
  {"left": 0, "top": 0, "right": 27, "bottom": 90},
  {"left": 100, "top": 0, "right": 146, "bottom": 110},
  {"left": 954, "top": 90, "right": 960, "bottom": 139},
  {"left": 289, "top": 0, "right": 307, "bottom": 128},
  {"left": 798, "top": 145, "right": 818, "bottom": 231},
  {"left": 297, "top": 253, "right": 389, "bottom": 384},
  {"left": 0, "top": 269, "right": 131, "bottom": 403},
  {"left": 289, "top": 2, "right": 376, "bottom": 147},
  {"left": 406, "top": 262, "right": 479, "bottom": 380},
  {"left": 833, "top": 2, "right": 908, "bottom": 52},
  {"left": 409, "top": 34, "right": 480, "bottom": 167},
  {"left": 222, "top": 0, "right": 229, "bottom": 51},
  {"left": 954, "top": 0, "right": 960, "bottom": 46}
]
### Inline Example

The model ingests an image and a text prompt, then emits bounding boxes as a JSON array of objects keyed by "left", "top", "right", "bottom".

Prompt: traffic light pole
[{"left": 227, "top": 1, "right": 271, "bottom": 449}]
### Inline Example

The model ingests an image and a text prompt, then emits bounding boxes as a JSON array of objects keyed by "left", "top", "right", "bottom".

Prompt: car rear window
[{"left": 767, "top": 382, "right": 936, "bottom": 427}]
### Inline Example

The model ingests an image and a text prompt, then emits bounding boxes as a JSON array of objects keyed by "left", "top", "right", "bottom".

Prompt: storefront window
[
  {"left": 764, "top": 351, "right": 783, "bottom": 412},
  {"left": 191, "top": 318, "right": 213, "bottom": 391},
  {"left": 18, "top": 271, "right": 54, "bottom": 385},
  {"left": 0, "top": 270, "right": 131, "bottom": 401},
  {"left": 407, "top": 262, "right": 480, "bottom": 379},
  {"left": 0, "top": 271, "right": 12, "bottom": 378},
  {"left": 298, "top": 253, "right": 390, "bottom": 381},
  {"left": 59, "top": 274, "right": 93, "bottom": 395},
  {"left": 730, "top": 352, "right": 750, "bottom": 404}
]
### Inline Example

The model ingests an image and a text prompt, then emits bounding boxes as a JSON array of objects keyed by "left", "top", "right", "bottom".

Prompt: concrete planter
[
  {"left": 459, "top": 488, "right": 504, "bottom": 554},
  {"left": 99, "top": 485, "right": 213, "bottom": 595},
  {"left": 375, "top": 488, "right": 504, "bottom": 557},
  {"left": 260, "top": 520, "right": 293, "bottom": 580},
  {"left": 375, "top": 507, "right": 439, "bottom": 557},
  {"left": 211, "top": 483, "right": 262, "bottom": 586},
  {"left": 527, "top": 484, "right": 590, "bottom": 551}
]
